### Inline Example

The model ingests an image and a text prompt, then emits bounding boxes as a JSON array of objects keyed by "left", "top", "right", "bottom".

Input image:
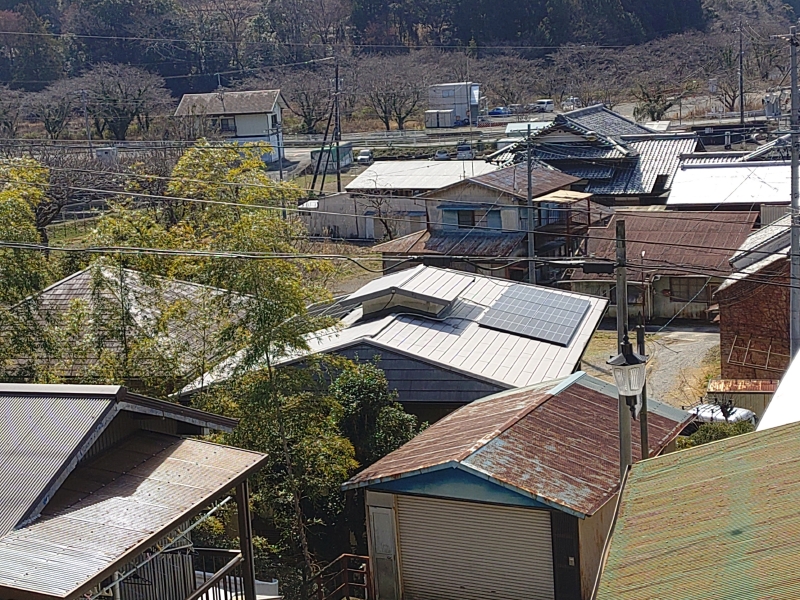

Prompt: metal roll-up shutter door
[{"left": 396, "top": 495, "right": 555, "bottom": 600}]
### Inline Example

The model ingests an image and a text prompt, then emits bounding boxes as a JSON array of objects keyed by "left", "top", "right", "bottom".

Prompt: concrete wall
[
  {"left": 235, "top": 113, "right": 270, "bottom": 137},
  {"left": 301, "top": 193, "right": 428, "bottom": 241},
  {"left": 567, "top": 276, "right": 721, "bottom": 321},
  {"left": 578, "top": 496, "right": 617, "bottom": 600}
]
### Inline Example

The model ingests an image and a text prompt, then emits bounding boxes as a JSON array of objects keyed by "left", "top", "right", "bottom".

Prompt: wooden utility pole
[
  {"left": 527, "top": 124, "right": 537, "bottom": 285},
  {"left": 616, "top": 219, "right": 632, "bottom": 477}
]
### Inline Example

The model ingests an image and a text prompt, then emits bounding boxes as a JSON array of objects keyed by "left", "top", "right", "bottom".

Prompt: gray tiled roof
[
  {"left": 175, "top": 89, "right": 282, "bottom": 116},
  {"left": 588, "top": 135, "right": 699, "bottom": 195},
  {"left": 562, "top": 105, "right": 654, "bottom": 137},
  {"left": 17, "top": 268, "right": 242, "bottom": 378}
]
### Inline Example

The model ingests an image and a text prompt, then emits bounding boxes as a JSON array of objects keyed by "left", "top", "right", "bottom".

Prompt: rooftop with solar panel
[{"left": 182, "top": 266, "right": 608, "bottom": 419}]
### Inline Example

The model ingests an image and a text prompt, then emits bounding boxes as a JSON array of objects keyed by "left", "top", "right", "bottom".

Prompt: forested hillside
[{"left": 0, "top": 0, "right": 746, "bottom": 94}]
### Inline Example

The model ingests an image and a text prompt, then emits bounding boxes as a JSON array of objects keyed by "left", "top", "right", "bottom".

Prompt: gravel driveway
[{"left": 581, "top": 329, "right": 720, "bottom": 408}]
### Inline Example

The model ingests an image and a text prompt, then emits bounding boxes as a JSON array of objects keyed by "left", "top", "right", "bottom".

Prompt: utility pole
[
  {"left": 80, "top": 90, "right": 93, "bottom": 154},
  {"left": 792, "top": 29, "right": 800, "bottom": 358},
  {"left": 739, "top": 21, "right": 745, "bottom": 131},
  {"left": 527, "top": 124, "right": 537, "bottom": 285},
  {"left": 616, "top": 219, "right": 632, "bottom": 477},
  {"left": 636, "top": 323, "right": 649, "bottom": 460},
  {"left": 334, "top": 59, "right": 342, "bottom": 193},
  {"left": 772, "top": 27, "right": 800, "bottom": 357}
]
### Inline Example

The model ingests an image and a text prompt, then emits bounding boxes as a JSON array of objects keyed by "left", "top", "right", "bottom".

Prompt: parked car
[
  {"left": 562, "top": 96, "right": 581, "bottom": 111},
  {"left": 536, "top": 99, "right": 555, "bottom": 113},
  {"left": 357, "top": 149, "right": 374, "bottom": 165},
  {"left": 525, "top": 103, "right": 543, "bottom": 113},
  {"left": 456, "top": 144, "right": 475, "bottom": 160},
  {"left": 433, "top": 149, "right": 451, "bottom": 161},
  {"left": 488, "top": 107, "right": 511, "bottom": 116}
]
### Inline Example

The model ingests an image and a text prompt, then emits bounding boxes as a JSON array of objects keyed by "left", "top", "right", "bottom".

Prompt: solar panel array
[{"left": 479, "top": 284, "right": 591, "bottom": 347}]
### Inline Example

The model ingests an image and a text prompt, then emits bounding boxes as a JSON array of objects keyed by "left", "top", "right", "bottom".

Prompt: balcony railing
[
  {"left": 190, "top": 548, "right": 247, "bottom": 600},
  {"left": 309, "top": 554, "right": 372, "bottom": 600}
]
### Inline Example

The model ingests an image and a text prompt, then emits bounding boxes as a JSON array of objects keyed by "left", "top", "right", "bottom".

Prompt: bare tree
[
  {"left": 0, "top": 86, "right": 27, "bottom": 138},
  {"left": 78, "top": 63, "right": 173, "bottom": 140},
  {"left": 29, "top": 80, "right": 77, "bottom": 140},
  {"left": 247, "top": 68, "right": 332, "bottom": 134},
  {"left": 359, "top": 54, "right": 429, "bottom": 131}
]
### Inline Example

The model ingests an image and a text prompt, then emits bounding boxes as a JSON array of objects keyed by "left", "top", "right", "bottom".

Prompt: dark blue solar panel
[{"left": 479, "top": 284, "right": 591, "bottom": 346}]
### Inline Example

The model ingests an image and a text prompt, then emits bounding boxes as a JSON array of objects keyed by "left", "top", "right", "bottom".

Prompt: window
[
  {"left": 669, "top": 277, "right": 713, "bottom": 303},
  {"left": 270, "top": 114, "right": 278, "bottom": 129},
  {"left": 219, "top": 117, "right": 236, "bottom": 132},
  {"left": 442, "top": 90, "right": 455, "bottom": 98},
  {"left": 457, "top": 210, "right": 475, "bottom": 228},
  {"left": 610, "top": 284, "right": 644, "bottom": 306}
]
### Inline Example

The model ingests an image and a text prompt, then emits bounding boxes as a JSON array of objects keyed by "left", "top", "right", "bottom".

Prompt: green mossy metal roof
[{"left": 596, "top": 421, "right": 800, "bottom": 600}]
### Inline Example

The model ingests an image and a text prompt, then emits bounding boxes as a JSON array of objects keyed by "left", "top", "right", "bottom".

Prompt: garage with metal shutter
[{"left": 396, "top": 495, "right": 555, "bottom": 600}]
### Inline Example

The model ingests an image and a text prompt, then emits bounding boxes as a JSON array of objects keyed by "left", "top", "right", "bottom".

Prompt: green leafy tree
[
  {"left": 332, "top": 359, "right": 423, "bottom": 467},
  {"left": 677, "top": 420, "right": 755, "bottom": 450}
]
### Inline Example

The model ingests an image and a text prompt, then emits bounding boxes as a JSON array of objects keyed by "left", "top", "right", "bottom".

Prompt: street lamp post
[{"left": 607, "top": 332, "right": 648, "bottom": 477}]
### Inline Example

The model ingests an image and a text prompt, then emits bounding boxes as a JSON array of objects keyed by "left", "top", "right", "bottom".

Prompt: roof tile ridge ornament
[{"left": 454, "top": 390, "right": 557, "bottom": 462}]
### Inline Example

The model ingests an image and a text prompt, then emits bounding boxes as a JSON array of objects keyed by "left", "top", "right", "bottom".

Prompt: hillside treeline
[{"left": 0, "top": 0, "right": 710, "bottom": 95}]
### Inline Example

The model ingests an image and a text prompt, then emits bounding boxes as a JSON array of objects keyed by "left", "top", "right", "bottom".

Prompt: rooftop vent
[{"left": 341, "top": 265, "right": 474, "bottom": 319}]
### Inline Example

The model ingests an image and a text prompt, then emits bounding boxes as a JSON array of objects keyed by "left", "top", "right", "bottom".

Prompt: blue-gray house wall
[{"left": 338, "top": 344, "right": 506, "bottom": 422}]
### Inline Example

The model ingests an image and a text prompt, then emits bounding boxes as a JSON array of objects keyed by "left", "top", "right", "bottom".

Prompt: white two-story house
[{"left": 175, "top": 89, "right": 287, "bottom": 162}]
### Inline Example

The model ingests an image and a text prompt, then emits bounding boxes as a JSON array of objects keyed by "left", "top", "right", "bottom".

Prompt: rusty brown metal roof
[
  {"left": 573, "top": 211, "right": 758, "bottom": 279},
  {"left": 344, "top": 372, "right": 690, "bottom": 516},
  {"left": 468, "top": 162, "right": 581, "bottom": 200},
  {"left": 0, "top": 431, "right": 267, "bottom": 600},
  {"left": 0, "top": 384, "right": 238, "bottom": 540},
  {"left": 373, "top": 229, "right": 525, "bottom": 256},
  {"left": 706, "top": 379, "right": 779, "bottom": 393}
]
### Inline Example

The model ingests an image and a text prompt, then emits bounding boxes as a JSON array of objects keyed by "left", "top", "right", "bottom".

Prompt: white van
[
  {"left": 456, "top": 144, "right": 475, "bottom": 160},
  {"left": 536, "top": 99, "right": 555, "bottom": 113}
]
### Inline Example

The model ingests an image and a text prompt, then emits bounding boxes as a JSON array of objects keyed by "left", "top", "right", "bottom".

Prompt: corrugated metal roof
[
  {"left": 0, "top": 385, "right": 238, "bottom": 539},
  {"left": 468, "top": 162, "right": 580, "bottom": 199},
  {"left": 175, "top": 89, "right": 282, "bottom": 116},
  {"left": 577, "top": 211, "right": 758, "bottom": 279},
  {"left": 0, "top": 432, "right": 267, "bottom": 600},
  {"left": 344, "top": 372, "right": 690, "bottom": 516},
  {"left": 717, "top": 244, "right": 788, "bottom": 292},
  {"left": 346, "top": 161, "right": 499, "bottom": 192},
  {"left": 373, "top": 229, "right": 526, "bottom": 257},
  {"left": 182, "top": 267, "right": 608, "bottom": 395},
  {"left": 707, "top": 379, "right": 779, "bottom": 393},
  {"left": 0, "top": 392, "right": 113, "bottom": 538},
  {"left": 563, "top": 105, "right": 653, "bottom": 136},
  {"left": 668, "top": 161, "right": 790, "bottom": 206},
  {"left": 595, "top": 421, "right": 800, "bottom": 600},
  {"left": 730, "top": 214, "right": 790, "bottom": 266}
]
